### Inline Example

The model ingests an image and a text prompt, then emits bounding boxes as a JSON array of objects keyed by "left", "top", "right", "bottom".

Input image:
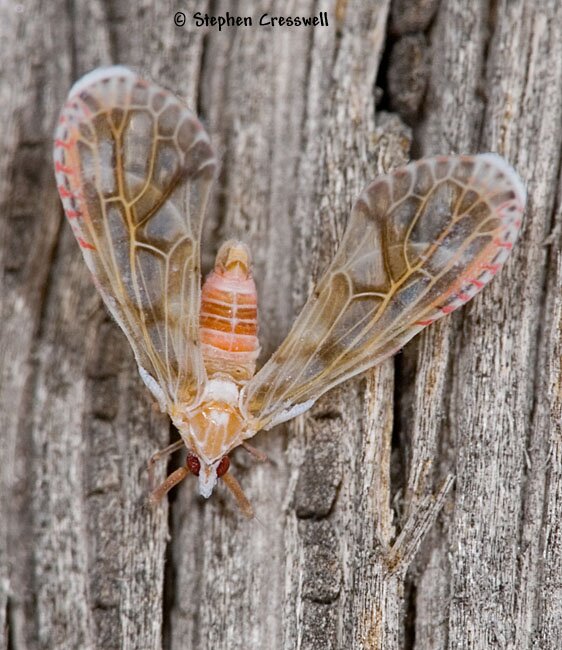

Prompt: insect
[{"left": 53, "top": 66, "right": 526, "bottom": 517}]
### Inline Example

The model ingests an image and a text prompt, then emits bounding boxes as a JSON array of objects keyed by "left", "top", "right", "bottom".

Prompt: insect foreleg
[
  {"left": 147, "top": 439, "right": 185, "bottom": 489},
  {"left": 149, "top": 466, "right": 190, "bottom": 506}
]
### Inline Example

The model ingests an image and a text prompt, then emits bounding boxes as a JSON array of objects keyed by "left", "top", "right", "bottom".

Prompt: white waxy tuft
[
  {"left": 265, "top": 398, "right": 316, "bottom": 429},
  {"left": 204, "top": 378, "right": 240, "bottom": 404},
  {"left": 212, "top": 411, "right": 231, "bottom": 426},
  {"left": 198, "top": 462, "right": 219, "bottom": 498},
  {"left": 138, "top": 365, "right": 167, "bottom": 412}
]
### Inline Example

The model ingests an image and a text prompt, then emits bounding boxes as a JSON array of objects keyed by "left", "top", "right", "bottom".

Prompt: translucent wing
[
  {"left": 242, "top": 154, "right": 525, "bottom": 430},
  {"left": 53, "top": 67, "right": 216, "bottom": 407}
]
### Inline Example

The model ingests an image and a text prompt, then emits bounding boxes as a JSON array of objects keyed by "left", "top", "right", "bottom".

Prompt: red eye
[
  {"left": 186, "top": 454, "right": 200, "bottom": 476},
  {"left": 216, "top": 456, "right": 230, "bottom": 477}
]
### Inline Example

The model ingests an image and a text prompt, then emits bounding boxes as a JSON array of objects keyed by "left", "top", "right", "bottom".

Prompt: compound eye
[
  {"left": 216, "top": 456, "right": 230, "bottom": 478},
  {"left": 186, "top": 454, "right": 201, "bottom": 476}
]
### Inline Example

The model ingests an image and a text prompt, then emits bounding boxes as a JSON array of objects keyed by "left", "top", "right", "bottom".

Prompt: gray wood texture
[{"left": 1, "top": 0, "right": 560, "bottom": 648}]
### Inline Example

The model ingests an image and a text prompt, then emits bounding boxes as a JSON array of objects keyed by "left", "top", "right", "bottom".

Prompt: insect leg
[
  {"left": 149, "top": 466, "right": 190, "bottom": 506},
  {"left": 242, "top": 441, "right": 269, "bottom": 463},
  {"left": 147, "top": 439, "right": 185, "bottom": 489},
  {"left": 221, "top": 471, "right": 254, "bottom": 518}
]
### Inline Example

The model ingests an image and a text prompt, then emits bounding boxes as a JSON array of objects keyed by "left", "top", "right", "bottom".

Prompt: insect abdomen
[{"left": 199, "top": 241, "right": 260, "bottom": 381}]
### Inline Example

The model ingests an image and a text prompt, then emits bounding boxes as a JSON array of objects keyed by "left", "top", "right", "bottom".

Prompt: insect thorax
[{"left": 172, "top": 378, "right": 247, "bottom": 463}]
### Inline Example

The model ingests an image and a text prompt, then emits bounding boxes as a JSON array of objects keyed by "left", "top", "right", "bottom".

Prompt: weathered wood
[
  {"left": 1, "top": 1, "right": 561, "bottom": 649},
  {"left": 412, "top": 2, "right": 562, "bottom": 648}
]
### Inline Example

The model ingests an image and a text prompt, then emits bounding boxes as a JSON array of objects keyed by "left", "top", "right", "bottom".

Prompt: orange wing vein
[
  {"left": 242, "top": 154, "right": 525, "bottom": 430},
  {"left": 53, "top": 66, "right": 216, "bottom": 408}
]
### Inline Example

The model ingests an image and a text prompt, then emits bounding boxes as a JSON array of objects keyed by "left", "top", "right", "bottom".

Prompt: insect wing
[
  {"left": 242, "top": 154, "right": 525, "bottom": 430},
  {"left": 54, "top": 67, "right": 216, "bottom": 407}
]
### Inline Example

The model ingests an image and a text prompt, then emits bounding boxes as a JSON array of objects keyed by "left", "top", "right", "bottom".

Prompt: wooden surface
[{"left": 1, "top": 0, "right": 561, "bottom": 648}]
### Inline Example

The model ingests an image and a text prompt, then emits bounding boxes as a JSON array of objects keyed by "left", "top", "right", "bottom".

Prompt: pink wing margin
[
  {"left": 53, "top": 66, "right": 216, "bottom": 407},
  {"left": 241, "top": 154, "right": 526, "bottom": 431}
]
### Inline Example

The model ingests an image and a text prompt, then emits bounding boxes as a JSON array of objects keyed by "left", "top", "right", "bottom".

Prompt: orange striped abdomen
[{"left": 199, "top": 241, "right": 260, "bottom": 381}]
